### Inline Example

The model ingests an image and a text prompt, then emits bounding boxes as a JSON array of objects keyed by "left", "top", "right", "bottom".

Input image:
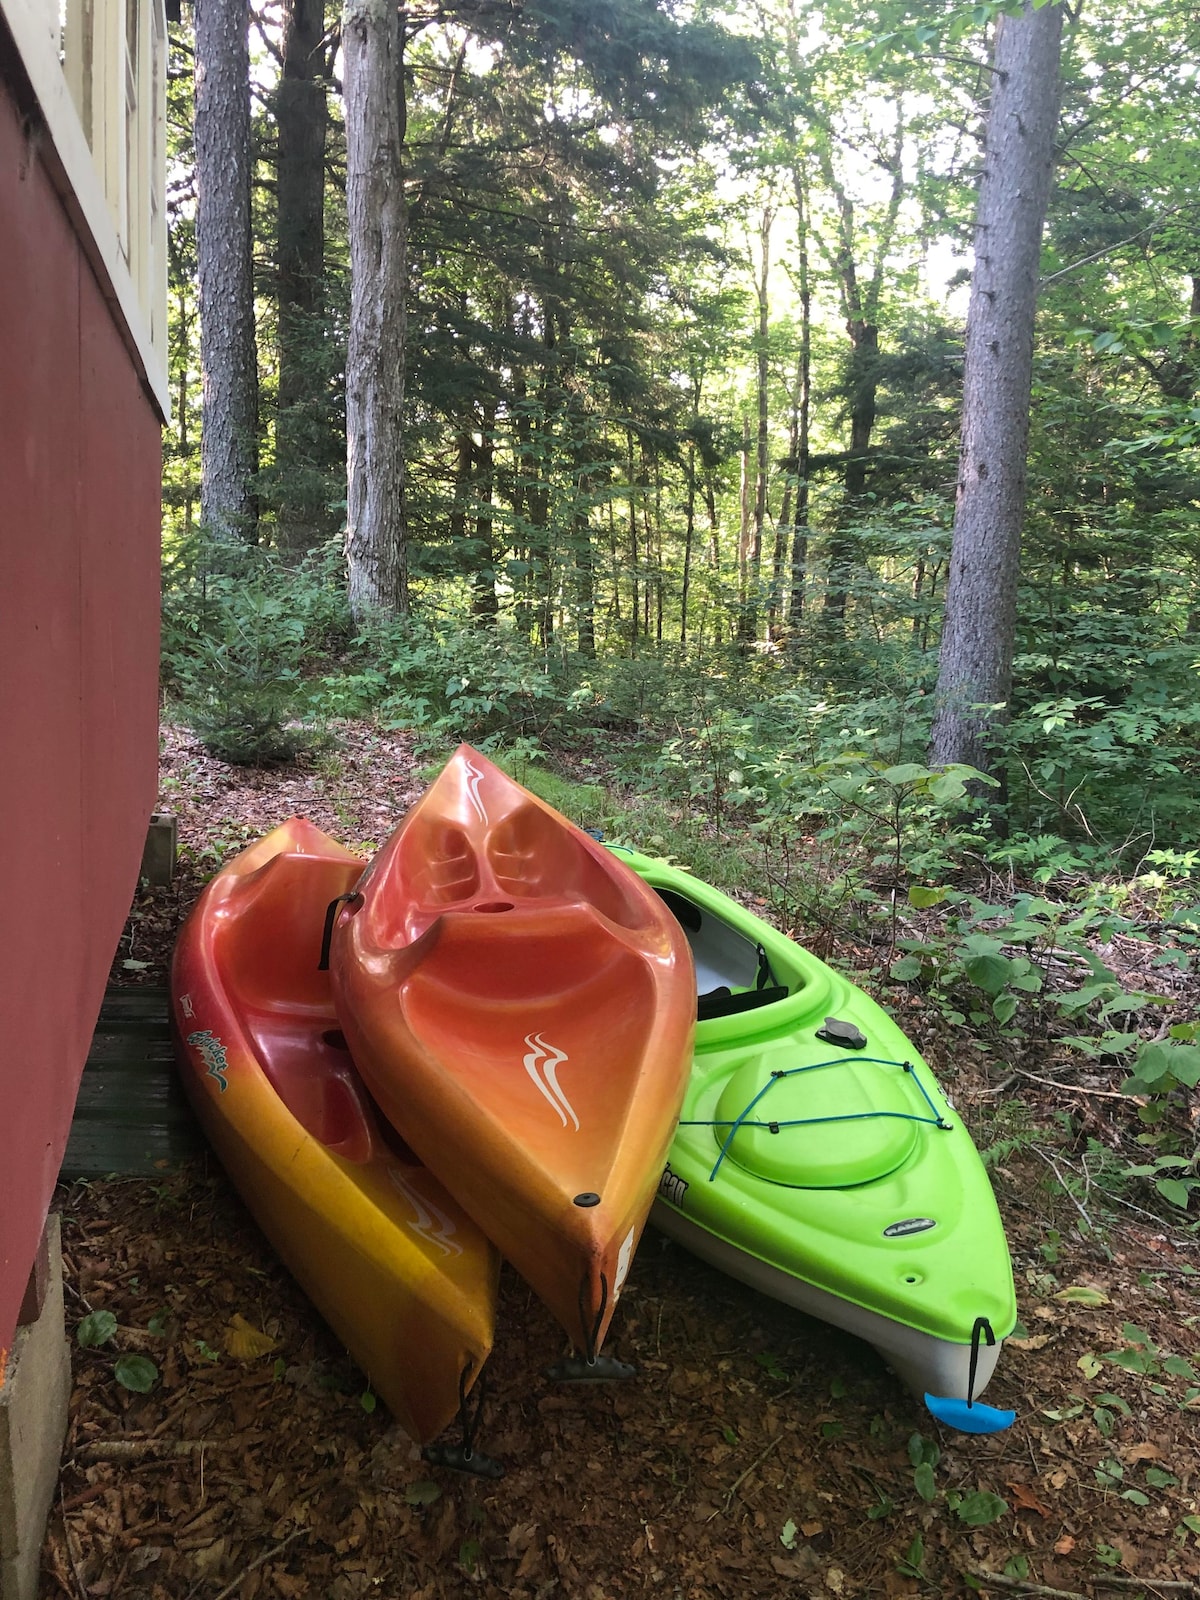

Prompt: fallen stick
[
  {"left": 710, "top": 1433, "right": 785, "bottom": 1519},
  {"left": 76, "top": 1438, "right": 213, "bottom": 1463},
  {"left": 969, "top": 1567, "right": 1200, "bottom": 1598},
  {"left": 206, "top": 1529, "right": 308, "bottom": 1600}
]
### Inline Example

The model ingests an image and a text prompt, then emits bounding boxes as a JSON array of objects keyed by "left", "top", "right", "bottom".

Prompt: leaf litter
[{"left": 41, "top": 721, "right": 1200, "bottom": 1599}]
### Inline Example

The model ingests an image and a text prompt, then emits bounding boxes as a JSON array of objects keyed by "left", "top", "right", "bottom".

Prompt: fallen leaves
[{"left": 224, "top": 1314, "right": 278, "bottom": 1360}]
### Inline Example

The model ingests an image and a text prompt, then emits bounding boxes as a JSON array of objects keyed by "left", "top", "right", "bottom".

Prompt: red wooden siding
[{"left": 0, "top": 70, "right": 162, "bottom": 1362}]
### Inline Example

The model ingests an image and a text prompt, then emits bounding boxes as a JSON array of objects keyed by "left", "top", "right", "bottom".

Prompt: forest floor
[{"left": 40, "top": 723, "right": 1200, "bottom": 1600}]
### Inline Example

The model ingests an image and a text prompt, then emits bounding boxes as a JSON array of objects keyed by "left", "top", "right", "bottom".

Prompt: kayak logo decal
[
  {"left": 613, "top": 1225, "right": 636, "bottom": 1297},
  {"left": 188, "top": 1029, "right": 229, "bottom": 1093},
  {"left": 388, "top": 1170, "right": 463, "bottom": 1257},
  {"left": 463, "top": 757, "right": 489, "bottom": 826},
  {"left": 523, "top": 1032, "right": 578, "bottom": 1130},
  {"left": 883, "top": 1217, "right": 937, "bottom": 1237},
  {"left": 659, "top": 1163, "right": 689, "bottom": 1207}
]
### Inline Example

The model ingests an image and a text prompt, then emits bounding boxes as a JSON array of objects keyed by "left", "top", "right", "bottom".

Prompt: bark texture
[
  {"left": 194, "top": 0, "right": 259, "bottom": 540},
  {"left": 343, "top": 0, "right": 409, "bottom": 619},
  {"left": 275, "top": 0, "right": 331, "bottom": 556},
  {"left": 930, "top": 1, "right": 1064, "bottom": 775}
]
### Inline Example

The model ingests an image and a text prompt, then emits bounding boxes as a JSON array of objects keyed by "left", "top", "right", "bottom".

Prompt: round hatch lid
[{"left": 712, "top": 1049, "right": 920, "bottom": 1188}]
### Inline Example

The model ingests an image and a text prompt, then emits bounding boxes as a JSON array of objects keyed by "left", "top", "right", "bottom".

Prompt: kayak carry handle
[
  {"left": 923, "top": 1316, "right": 1016, "bottom": 1435},
  {"left": 318, "top": 892, "right": 362, "bottom": 970}
]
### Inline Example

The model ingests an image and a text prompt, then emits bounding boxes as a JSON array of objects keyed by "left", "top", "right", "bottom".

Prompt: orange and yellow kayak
[
  {"left": 329, "top": 747, "right": 696, "bottom": 1361},
  {"left": 170, "top": 818, "right": 499, "bottom": 1446}
]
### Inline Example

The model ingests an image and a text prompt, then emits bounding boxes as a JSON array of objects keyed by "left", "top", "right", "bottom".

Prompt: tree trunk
[
  {"left": 788, "top": 162, "right": 812, "bottom": 638},
  {"left": 742, "top": 205, "right": 772, "bottom": 645},
  {"left": 343, "top": 0, "right": 409, "bottom": 620},
  {"left": 472, "top": 407, "right": 499, "bottom": 623},
  {"left": 275, "top": 0, "right": 330, "bottom": 557},
  {"left": 194, "top": 0, "right": 258, "bottom": 540},
  {"left": 930, "top": 2, "right": 1064, "bottom": 775}
]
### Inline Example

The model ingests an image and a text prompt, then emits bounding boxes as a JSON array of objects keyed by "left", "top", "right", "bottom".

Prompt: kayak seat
[
  {"left": 697, "top": 985, "right": 789, "bottom": 1022},
  {"left": 215, "top": 851, "right": 377, "bottom": 1163}
]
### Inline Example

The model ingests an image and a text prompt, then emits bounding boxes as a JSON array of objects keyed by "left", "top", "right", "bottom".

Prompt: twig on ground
[
  {"left": 970, "top": 1568, "right": 1200, "bottom": 1597},
  {"left": 58, "top": 1486, "right": 90, "bottom": 1600},
  {"left": 1012, "top": 1066, "right": 1130, "bottom": 1101},
  {"left": 76, "top": 1438, "right": 214, "bottom": 1463},
  {"left": 710, "top": 1434, "right": 784, "bottom": 1518},
  {"left": 194, "top": 1528, "right": 307, "bottom": 1600},
  {"left": 1029, "top": 1145, "right": 1095, "bottom": 1231}
]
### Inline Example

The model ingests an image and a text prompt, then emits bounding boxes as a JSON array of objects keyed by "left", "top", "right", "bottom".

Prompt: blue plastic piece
[{"left": 923, "top": 1393, "right": 1016, "bottom": 1435}]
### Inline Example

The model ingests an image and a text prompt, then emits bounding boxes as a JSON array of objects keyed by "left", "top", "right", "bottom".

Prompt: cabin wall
[{"left": 0, "top": 58, "right": 161, "bottom": 1362}]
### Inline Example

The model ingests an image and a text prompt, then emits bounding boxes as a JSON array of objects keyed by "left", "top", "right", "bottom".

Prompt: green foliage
[
  {"left": 114, "top": 1354, "right": 159, "bottom": 1393},
  {"left": 164, "top": 536, "right": 348, "bottom": 765},
  {"left": 76, "top": 1310, "right": 118, "bottom": 1349}
]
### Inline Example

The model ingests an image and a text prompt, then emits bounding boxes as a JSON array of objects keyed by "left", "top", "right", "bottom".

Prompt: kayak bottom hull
[{"left": 651, "top": 1199, "right": 1002, "bottom": 1405}]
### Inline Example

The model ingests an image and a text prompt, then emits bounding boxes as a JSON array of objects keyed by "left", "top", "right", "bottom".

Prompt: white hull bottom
[{"left": 651, "top": 1199, "right": 1003, "bottom": 1404}]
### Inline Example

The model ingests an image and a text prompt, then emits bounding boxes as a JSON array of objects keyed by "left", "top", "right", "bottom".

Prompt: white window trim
[{"left": 1, "top": 0, "right": 169, "bottom": 420}]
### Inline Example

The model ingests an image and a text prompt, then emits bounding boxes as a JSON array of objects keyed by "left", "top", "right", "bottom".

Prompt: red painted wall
[{"left": 0, "top": 71, "right": 162, "bottom": 1362}]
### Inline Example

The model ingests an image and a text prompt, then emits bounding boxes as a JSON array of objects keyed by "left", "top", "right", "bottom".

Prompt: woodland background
[{"left": 163, "top": 0, "right": 1200, "bottom": 1210}]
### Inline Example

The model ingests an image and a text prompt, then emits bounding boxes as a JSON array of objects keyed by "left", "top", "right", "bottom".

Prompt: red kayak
[{"left": 328, "top": 747, "right": 696, "bottom": 1362}]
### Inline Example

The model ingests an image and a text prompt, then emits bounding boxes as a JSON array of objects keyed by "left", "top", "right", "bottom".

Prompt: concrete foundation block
[
  {"left": 0, "top": 1215, "right": 71, "bottom": 1600},
  {"left": 140, "top": 812, "right": 177, "bottom": 886}
]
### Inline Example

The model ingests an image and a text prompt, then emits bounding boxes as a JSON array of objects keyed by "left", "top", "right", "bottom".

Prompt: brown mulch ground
[{"left": 42, "top": 724, "right": 1200, "bottom": 1600}]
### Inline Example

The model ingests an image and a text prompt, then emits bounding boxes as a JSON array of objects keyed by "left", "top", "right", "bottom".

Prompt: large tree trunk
[
  {"left": 343, "top": 0, "right": 409, "bottom": 620},
  {"left": 275, "top": 0, "right": 331, "bottom": 557},
  {"left": 194, "top": 0, "right": 258, "bottom": 540},
  {"left": 930, "top": 2, "right": 1064, "bottom": 775}
]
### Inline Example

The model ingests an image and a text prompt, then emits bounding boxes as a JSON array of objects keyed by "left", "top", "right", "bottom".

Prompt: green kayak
[{"left": 613, "top": 847, "right": 1018, "bottom": 1434}]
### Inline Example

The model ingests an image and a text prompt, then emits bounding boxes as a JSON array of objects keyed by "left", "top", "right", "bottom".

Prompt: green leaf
[
  {"left": 1145, "top": 1467, "right": 1179, "bottom": 1488},
  {"left": 1122, "top": 1489, "right": 1150, "bottom": 1505},
  {"left": 113, "top": 1354, "right": 158, "bottom": 1393},
  {"left": 908, "top": 885, "right": 948, "bottom": 909},
  {"left": 913, "top": 1461, "right": 937, "bottom": 1502},
  {"left": 77, "top": 1311, "right": 118, "bottom": 1349},
  {"left": 964, "top": 953, "right": 1013, "bottom": 997},
  {"left": 928, "top": 772, "right": 969, "bottom": 804},
  {"left": 360, "top": 1389, "right": 377, "bottom": 1414},
  {"left": 880, "top": 762, "right": 928, "bottom": 787},
  {"left": 1162, "top": 1355, "right": 1197, "bottom": 1380},
  {"left": 780, "top": 1519, "right": 798, "bottom": 1550},
  {"left": 1156, "top": 1177, "right": 1193, "bottom": 1209},
  {"left": 890, "top": 955, "right": 923, "bottom": 981},
  {"left": 992, "top": 993, "right": 1018, "bottom": 1025},
  {"left": 1055, "top": 1285, "right": 1110, "bottom": 1306},
  {"left": 1094, "top": 1391, "right": 1131, "bottom": 1415},
  {"left": 953, "top": 1491, "right": 1008, "bottom": 1526},
  {"left": 896, "top": 1533, "right": 924, "bottom": 1576},
  {"left": 404, "top": 1480, "right": 442, "bottom": 1507}
]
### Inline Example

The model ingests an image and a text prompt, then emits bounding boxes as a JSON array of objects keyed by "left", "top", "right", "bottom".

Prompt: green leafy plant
[
  {"left": 76, "top": 1310, "right": 118, "bottom": 1349},
  {"left": 908, "top": 1432, "right": 939, "bottom": 1502},
  {"left": 114, "top": 1355, "right": 159, "bottom": 1393}
]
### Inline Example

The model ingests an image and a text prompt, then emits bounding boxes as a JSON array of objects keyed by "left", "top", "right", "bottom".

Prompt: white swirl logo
[
  {"left": 387, "top": 1169, "right": 463, "bottom": 1257},
  {"left": 463, "top": 758, "right": 489, "bottom": 826},
  {"left": 523, "top": 1033, "right": 578, "bottom": 1130}
]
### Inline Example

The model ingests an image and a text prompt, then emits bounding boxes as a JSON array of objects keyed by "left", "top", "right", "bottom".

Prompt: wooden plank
[{"left": 60, "top": 987, "right": 202, "bottom": 1179}]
